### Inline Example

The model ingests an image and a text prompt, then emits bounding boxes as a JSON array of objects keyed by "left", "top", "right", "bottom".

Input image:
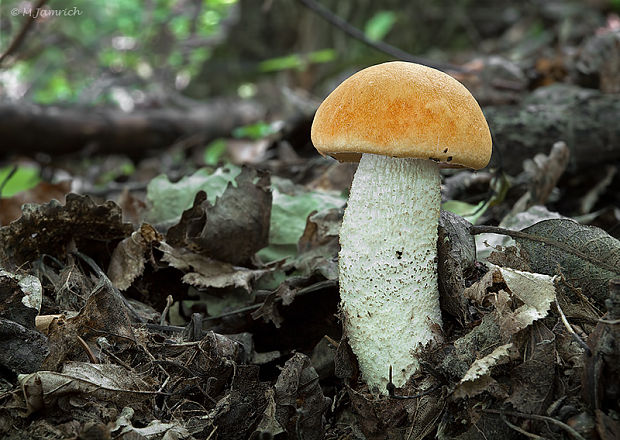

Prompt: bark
[
  {"left": 0, "top": 99, "right": 263, "bottom": 157},
  {"left": 486, "top": 84, "right": 619, "bottom": 174}
]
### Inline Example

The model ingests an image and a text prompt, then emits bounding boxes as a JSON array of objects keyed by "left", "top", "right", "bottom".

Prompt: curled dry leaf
[
  {"left": 438, "top": 210, "right": 477, "bottom": 324},
  {"left": 496, "top": 266, "right": 556, "bottom": 338},
  {"left": 161, "top": 331, "right": 242, "bottom": 397},
  {"left": 108, "top": 223, "right": 161, "bottom": 291},
  {"left": 0, "top": 269, "right": 42, "bottom": 327},
  {"left": 43, "top": 281, "right": 135, "bottom": 370},
  {"left": 159, "top": 241, "right": 268, "bottom": 291},
  {"left": 506, "top": 322, "right": 556, "bottom": 414},
  {"left": 453, "top": 343, "right": 513, "bottom": 399},
  {"left": 294, "top": 208, "right": 342, "bottom": 280},
  {"left": 115, "top": 418, "right": 191, "bottom": 439},
  {"left": 19, "top": 361, "right": 154, "bottom": 414},
  {"left": 212, "top": 365, "right": 270, "bottom": 438},
  {"left": 0, "top": 193, "right": 133, "bottom": 268},
  {"left": 447, "top": 266, "right": 557, "bottom": 402},
  {"left": 464, "top": 265, "right": 556, "bottom": 340},
  {"left": 253, "top": 388, "right": 285, "bottom": 437},
  {"left": 166, "top": 166, "right": 271, "bottom": 265},
  {"left": 55, "top": 262, "right": 90, "bottom": 312}
]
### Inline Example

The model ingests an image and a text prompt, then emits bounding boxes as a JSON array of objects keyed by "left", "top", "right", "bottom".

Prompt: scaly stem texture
[{"left": 339, "top": 153, "right": 442, "bottom": 393}]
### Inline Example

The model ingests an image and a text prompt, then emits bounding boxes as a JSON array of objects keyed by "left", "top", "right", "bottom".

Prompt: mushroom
[{"left": 311, "top": 62, "right": 492, "bottom": 393}]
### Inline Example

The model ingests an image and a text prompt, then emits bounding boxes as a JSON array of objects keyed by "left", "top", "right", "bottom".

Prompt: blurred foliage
[
  {"left": 0, "top": 0, "right": 238, "bottom": 104},
  {"left": 232, "top": 121, "right": 276, "bottom": 140},
  {"left": 0, "top": 165, "right": 41, "bottom": 198},
  {"left": 96, "top": 159, "right": 136, "bottom": 186},
  {"left": 364, "top": 11, "right": 397, "bottom": 41},
  {"left": 203, "top": 139, "right": 228, "bottom": 165},
  {"left": 2, "top": 0, "right": 612, "bottom": 106},
  {"left": 258, "top": 48, "right": 336, "bottom": 72}
]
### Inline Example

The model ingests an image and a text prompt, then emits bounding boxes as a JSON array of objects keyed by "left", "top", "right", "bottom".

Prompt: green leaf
[
  {"left": 145, "top": 165, "right": 241, "bottom": 224},
  {"left": 0, "top": 165, "right": 41, "bottom": 198},
  {"left": 442, "top": 200, "right": 487, "bottom": 225},
  {"left": 97, "top": 160, "right": 136, "bottom": 185},
  {"left": 258, "top": 181, "right": 345, "bottom": 262},
  {"left": 34, "top": 72, "right": 73, "bottom": 104},
  {"left": 364, "top": 11, "right": 396, "bottom": 41}
]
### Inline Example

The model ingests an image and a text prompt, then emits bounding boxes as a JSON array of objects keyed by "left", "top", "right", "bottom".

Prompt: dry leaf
[
  {"left": 159, "top": 242, "right": 266, "bottom": 291},
  {"left": 20, "top": 362, "right": 154, "bottom": 413},
  {"left": 0, "top": 180, "right": 71, "bottom": 225},
  {"left": 0, "top": 194, "right": 133, "bottom": 268},
  {"left": 166, "top": 167, "right": 271, "bottom": 265},
  {"left": 438, "top": 210, "right": 477, "bottom": 324},
  {"left": 108, "top": 224, "right": 161, "bottom": 291},
  {"left": 496, "top": 265, "right": 556, "bottom": 338},
  {"left": 273, "top": 353, "right": 330, "bottom": 440},
  {"left": 453, "top": 343, "right": 513, "bottom": 399},
  {"left": 517, "top": 219, "right": 620, "bottom": 305}
]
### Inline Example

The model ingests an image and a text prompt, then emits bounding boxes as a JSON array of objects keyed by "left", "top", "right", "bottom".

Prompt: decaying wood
[
  {"left": 0, "top": 99, "right": 264, "bottom": 156},
  {"left": 487, "top": 84, "right": 620, "bottom": 174}
]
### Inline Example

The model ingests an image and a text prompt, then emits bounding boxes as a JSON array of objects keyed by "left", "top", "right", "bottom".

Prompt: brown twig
[
  {"left": 0, "top": 0, "right": 49, "bottom": 66},
  {"left": 499, "top": 411, "right": 545, "bottom": 439},
  {"left": 160, "top": 295, "right": 174, "bottom": 326},
  {"left": 296, "top": 0, "right": 465, "bottom": 73},
  {"left": 555, "top": 300, "right": 592, "bottom": 355},
  {"left": 76, "top": 335, "right": 98, "bottom": 364}
]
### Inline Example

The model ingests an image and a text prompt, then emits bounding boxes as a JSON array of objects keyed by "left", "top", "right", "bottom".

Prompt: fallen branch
[{"left": 0, "top": 99, "right": 264, "bottom": 156}]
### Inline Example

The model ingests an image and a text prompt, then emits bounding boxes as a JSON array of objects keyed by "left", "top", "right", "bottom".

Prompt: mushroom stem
[{"left": 339, "top": 153, "right": 443, "bottom": 393}]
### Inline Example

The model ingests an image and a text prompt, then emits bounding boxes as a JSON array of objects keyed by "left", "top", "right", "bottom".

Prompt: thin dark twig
[
  {"left": 0, "top": 0, "right": 50, "bottom": 66},
  {"left": 0, "top": 165, "right": 18, "bottom": 198},
  {"left": 483, "top": 409, "right": 586, "bottom": 440},
  {"left": 296, "top": 0, "right": 465, "bottom": 73},
  {"left": 469, "top": 225, "right": 620, "bottom": 274}
]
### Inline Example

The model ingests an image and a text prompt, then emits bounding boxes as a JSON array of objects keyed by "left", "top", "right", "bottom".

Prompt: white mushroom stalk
[{"left": 339, "top": 154, "right": 442, "bottom": 392}]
